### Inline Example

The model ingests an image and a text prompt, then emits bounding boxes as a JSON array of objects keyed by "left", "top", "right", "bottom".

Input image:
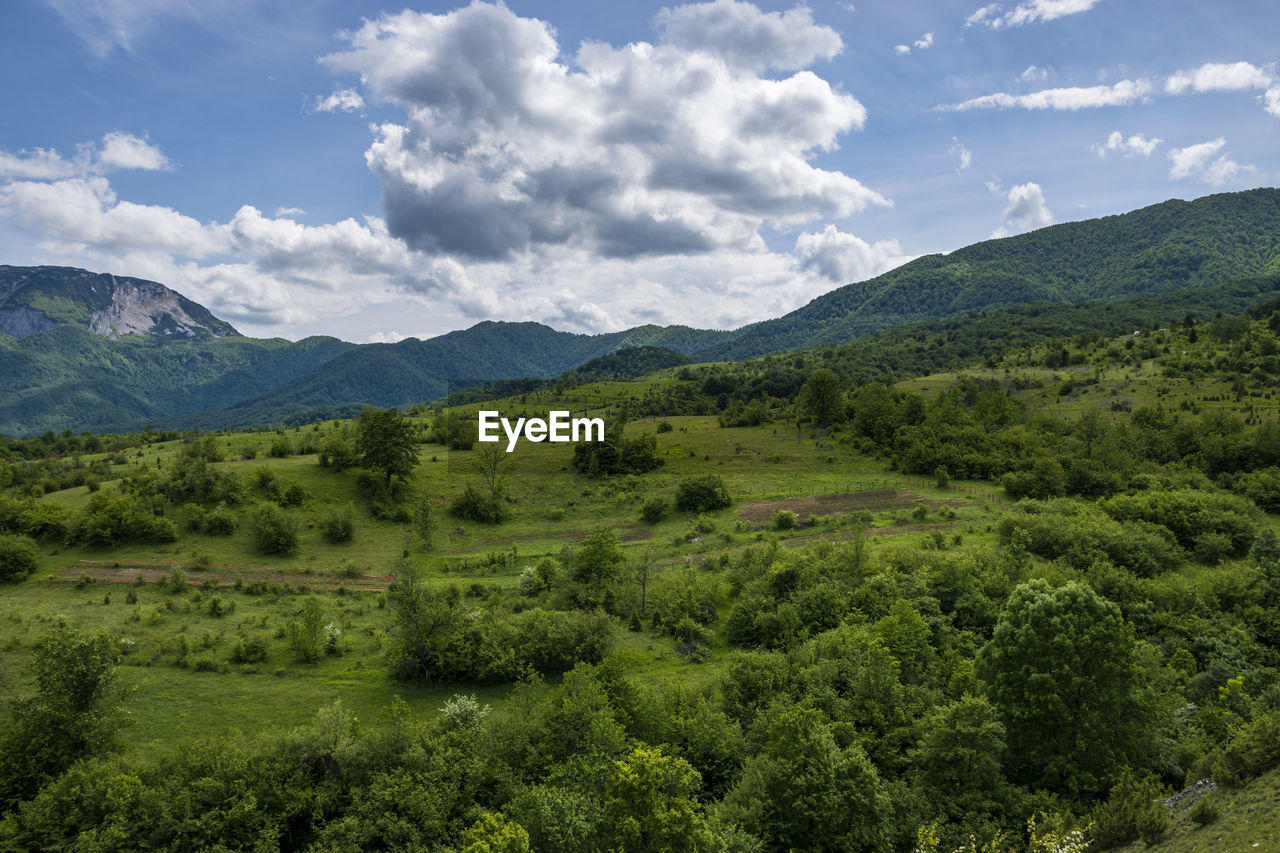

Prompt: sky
[{"left": 0, "top": 0, "right": 1276, "bottom": 343}]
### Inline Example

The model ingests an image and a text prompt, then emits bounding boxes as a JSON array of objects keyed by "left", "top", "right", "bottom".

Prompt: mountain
[
  {"left": 0, "top": 265, "right": 239, "bottom": 340},
  {"left": 0, "top": 269, "right": 730, "bottom": 435},
  {"left": 702, "top": 188, "right": 1280, "bottom": 360},
  {"left": 5, "top": 188, "right": 1280, "bottom": 435}
]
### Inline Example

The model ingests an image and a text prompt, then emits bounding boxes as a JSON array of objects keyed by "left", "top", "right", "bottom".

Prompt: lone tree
[
  {"left": 798, "top": 368, "right": 845, "bottom": 429},
  {"left": 356, "top": 405, "right": 419, "bottom": 488}
]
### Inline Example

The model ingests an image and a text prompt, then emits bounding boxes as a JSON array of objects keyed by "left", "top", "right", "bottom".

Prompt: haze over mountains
[{"left": 3, "top": 188, "right": 1279, "bottom": 436}]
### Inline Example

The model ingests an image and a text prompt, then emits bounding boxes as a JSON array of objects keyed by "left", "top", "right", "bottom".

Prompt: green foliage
[
  {"left": 977, "top": 579, "right": 1148, "bottom": 797},
  {"left": 1208, "top": 709, "right": 1280, "bottom": 786},
  {"left": 250, "top": 502, "right": 299, "bottom": 555},
  {"left": 675, "top": 475, "right": 731, "bottom": 513},
  {"left": 640, "top": 497, "right": 668, "bottom": 524},
  {"left": 572, "top": 427, "right": 663, "bottom": 477},
  {"left": 452, "top": 483, "right": 508, "bottom": 524},
  {"left": 287, "top": 597, "right": 326, "bottom": 663},
  {"left": 318, "top": 426, "right": 359, "bottom": 471},
  {"left": 571, "top": 529, "right": 625, "bottom": 603},
  {"left": 798, "top": 368, "right": 844, "bottom": 427},
  {"left": 722, "top": 703, "right": 889, "bottom": 853},
  {"left": 321, "top": 502, "right": 355, "bottom": 544},
  {"left": 911, "top": 696, "right": 1008, "bottom": 817},
  {"left": 0, "top": 623, "right": 121, "bottom": 807},
  {"left": 0, "top": 533, "right": 39, "bottom": 582},
  {"left": 1089, "top": 769, "right": 1169, "bottom": 850},
  {"left": 356, "top": 405, "right": 419, "bottom": 486},
  {"left": 602, "top": 746, "right": 723, "bottom": 853}
]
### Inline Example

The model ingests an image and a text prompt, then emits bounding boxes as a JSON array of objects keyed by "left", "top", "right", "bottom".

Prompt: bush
[
  {"left": 321, "top": 504, "right": 355, "bottom": 544},
  {"left": 204, "top": 509, "right": 237, "bottom": 535},
  {"left": 1189, "top": 795, "right": 1220, "bottom": 826},
  {"left": 1090, "top": 771, "right": 1169, "bottom": 850},
  {"left": 229, "top": 636, "right": 268, "bottom": 664},
  {"left": 656, "top": 421, "right": 674, "bottom": 433},
  {"left": 640, "top": 498, "right": 668, "bottom": 524},
  {"left": 268, "top": 437, "right": 293, "bottom": 458},
  {"left": 1210, "top": 709, "right": 1280, "bottom": 786},
  {"left": 451, "top": 484, "right": 507, "bottom": 524},
  {"left": 251, "top": 503, "right": 300, "bottom": 555},
  {"left": 0, "top": 534, "right": 39, "bottom": 582},
  {"left": 773, "top": 509, "right": 797, "bottom": 530},
  {"left": 675, "top": 475, "right": 731, "bottom": 513}
]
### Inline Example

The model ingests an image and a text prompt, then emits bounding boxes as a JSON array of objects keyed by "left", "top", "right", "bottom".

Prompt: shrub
[
  {"left": 0, "top": 534, "right": 40, "bottom": 582},
  {"left": 204, "top": 509, "right": 237, "bottom": 535},
  {"left": 675, "top": 475, "right": 731, "bottom": 513},
  {"left": 268, "top": 437, "right": 293, "bottom": 458},
  {"left": 640, "top": 497, "right": 668, "bottom": 524},
  {"left": 452, "top": 484, "right": 507, "bottom": 524},
  {"left": 773, "top": 509, "right": 797, "bottom": 530},
  {"left": 251, "top": 503, "right": 300, "bottom": 555},
  {"left": 321, "top": 503, "right": 355, "bottom": 543},
  {"left": 229, "top": 635, "right": 268, "bottom": 664},
  {"left": 656, "top": 421, "right": 674, "bottom": 433},
  {"left": 1189, "top": 795, "right": 1220, "bottom": 826}
]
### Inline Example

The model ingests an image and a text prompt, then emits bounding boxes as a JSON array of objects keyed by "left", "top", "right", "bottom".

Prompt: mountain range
[{"left": 2, "top": 188, "right": 1279, "bottom": 436}]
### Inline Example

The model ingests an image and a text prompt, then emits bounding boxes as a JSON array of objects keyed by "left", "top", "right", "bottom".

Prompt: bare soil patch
[{"left": 737, "top": 489, "right": 970, "bottom": 525}]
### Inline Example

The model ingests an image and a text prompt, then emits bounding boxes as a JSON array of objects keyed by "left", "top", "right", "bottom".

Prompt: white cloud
[
  {"left": 96, "top": 131, "right": 171, "bottom": 171},
  {"left": 3, "top": 2, "right": 910, "bottom": 340},
  {"left": 794, "top": 225, "right": 912, "bottom": 283},
  {"left": 0, "top": 148, "right": 78, "bottom": 180},
  {"left": 943, "top": 79, "right": 1151, "bottom": 111},
  {"left": 949, "top": 137, "right": 972, "bottom": 170},
  {"left": 273, "top": 206, "right": 304, "bottom": 217},
  {"left": 894, "top": 44, "right": 911, "bottom": 55},
  {"left": 914, "top": 32, "right": 934, "bottom": 49},
  {"left": 967, "top": 0, "right": 1103, "bottom": 29},
  {"left": 1092, "top": 130, "right": 1161, "bottom": 158},
  {"left": 322, "top": 1, "right": 884, "bottom": 263},
  {"left": 1167, "top": 138, "right": 1254, "bottom": 186},
  {"left": 0, "top": 132, "right": 170, "bottom": 180},
  {"left": 1020, "top": 65, "right": 1048, "bottom": 82},
  {"left": 368, "top": 330, "right": 411, "bottom": 343},
  {"left": 1166, "top": 61, "right": 1272, "bottom": 94},
  {"left": 655, "top": 0, "right": 843, "bottom": 71},
  {"left": 1267, "top": 86, "right": 1280, "bottom": 117},
  {"left": 993, "top": 182, "right": 1053, "bottom": 237},
  {"left": 315, "top": 88, "right": 364, "bottom": 113}
]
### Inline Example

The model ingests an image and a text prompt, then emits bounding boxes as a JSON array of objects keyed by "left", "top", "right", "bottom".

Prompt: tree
[
  {"left": 722, "top": 703, "right": 889, "bottom": 853},
  {"left": 0, "top": 623, "right": 123, "bottom": 806},
  {"left": 602, "top": 746, "right": 724, "bottom": 853},
  {"left": 798, "top": 368, "right": 844, "bottom": 428},
  {"left": 288, "top": 597, "right": 326, "bottom": 663},
  {"left": 251, "top": 502, "right": 300, "bottom": 555},
  {"left": 386, "top": 562, "right": 462, "bottom": 683},
  {"left": 475, "top": 444, "right": 508, "bottom": 507},
  {"left": 911, "top": 696, "right": 1008, "bottom": 816},
  {"left": 572, "top": 528, "right": 625, "bottom": 604},
  {"left": 356, "top": 406, "right": 419, "bottom": 488},
  {"left": 976, "top": 579, "right": 1145, "bottom": 796}
]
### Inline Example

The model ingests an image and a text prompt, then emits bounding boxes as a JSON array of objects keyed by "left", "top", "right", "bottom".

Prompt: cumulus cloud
[
  {"left": 1166, "top": 61, "right": 1272, "bottom": 94},
  {"left": 949, "top": 137, "right": 972, "bottom": 170},
  {"left": 992, "top": 182, "right": 1053, "bottom": 237},
  {"left": 967, "top": 0, "right": 1103, "bottom": 29},
  {"left": 655, "top": 0, "right": 843, "bottom": 71},
  {"left": 315, "top": 88, "right": 364, "bottom": 113},
  {"left": 0, "top": 132, "right": 169, "bottom": 180},
  {"left": 794, "top": 225, "right": 912, "bottom": 284},
  {"left": 894, "top": 44, "right": 911, "bottom": 55},
  {"left": 1092, "top": 130, "right": 1161, "bottom": 158},
  {"left": 1167, "top": 138, "right": 1254, "bottom": 186},
  {"left": 96, "top": 131, "right": 171, "bottom": 171},
  {"left": 4, "top": 2, "right": 909, "bottom": 340},
  {"left": 943, "top": 79, "right": 1151, "bottom": 111},
  {"left": 322, "top": 1, "right": 884, "bottom": 263}
]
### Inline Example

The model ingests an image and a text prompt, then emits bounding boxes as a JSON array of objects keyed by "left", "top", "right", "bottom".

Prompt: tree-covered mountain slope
[{"left": 704, "top": 188, "right": 1280, "bottom": 360}]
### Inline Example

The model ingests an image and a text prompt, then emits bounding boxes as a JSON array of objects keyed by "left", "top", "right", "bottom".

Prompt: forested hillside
[{"left": 708, "top": 189, "right": 1280, "bottom": 359}]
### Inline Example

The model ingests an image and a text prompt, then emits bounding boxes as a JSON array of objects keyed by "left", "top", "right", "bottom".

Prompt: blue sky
[{"left": 1, "top": 0, "right": 1276, "bottom": 342}]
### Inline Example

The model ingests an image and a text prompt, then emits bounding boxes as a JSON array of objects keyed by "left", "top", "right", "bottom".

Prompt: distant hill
[
  {"left": 703, "top": 188, "right": 1280, "bottom": 360},
  {"left": 4, "top": 188, "right": 1280, "bottom": 435},
  {"left": 0, "top": 269, "right": 730, "bottom": 434}
]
